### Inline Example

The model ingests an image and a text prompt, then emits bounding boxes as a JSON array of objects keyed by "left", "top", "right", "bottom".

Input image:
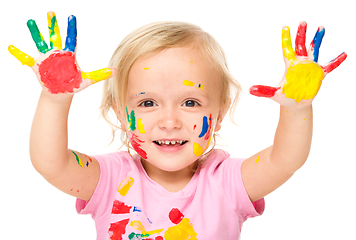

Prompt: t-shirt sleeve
[
  {"left": 76, "top": 152, "right": 129, "bottom": 220},
  {"left": 216, "top": 155, "right": 265, "bottom": 221}
]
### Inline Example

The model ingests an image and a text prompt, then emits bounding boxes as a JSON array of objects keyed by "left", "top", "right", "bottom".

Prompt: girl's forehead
[{"left": 128, "top": 46, "right": 221, "bottom": 90}]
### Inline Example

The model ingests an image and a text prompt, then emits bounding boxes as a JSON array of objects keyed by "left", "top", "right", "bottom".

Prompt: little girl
[{"left": 9, "top": 12, "right": 346, "bottom": 239}]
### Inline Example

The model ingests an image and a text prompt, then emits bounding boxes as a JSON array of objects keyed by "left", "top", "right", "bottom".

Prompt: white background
[{"left": 1, "top": 0, "right": 355, "bottom": 239}]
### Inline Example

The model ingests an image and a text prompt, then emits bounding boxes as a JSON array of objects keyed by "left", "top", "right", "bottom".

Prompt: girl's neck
[{"left": 140, "top": 158, "right": 198, "bottom": 193}]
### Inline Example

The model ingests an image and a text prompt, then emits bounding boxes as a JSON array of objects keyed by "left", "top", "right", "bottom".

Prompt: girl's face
[{"left": 121, "top": 45, "right": 225, "bottom": 174}]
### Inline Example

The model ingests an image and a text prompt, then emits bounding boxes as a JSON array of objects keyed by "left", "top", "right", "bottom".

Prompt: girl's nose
[{"left": 158, "top": 109, "right": 182, "bottom": 130}]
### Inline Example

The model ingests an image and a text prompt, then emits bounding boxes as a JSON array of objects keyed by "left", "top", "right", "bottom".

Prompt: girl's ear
[{"left": 214, "top": 98, "right": 231, "bottom": 132}]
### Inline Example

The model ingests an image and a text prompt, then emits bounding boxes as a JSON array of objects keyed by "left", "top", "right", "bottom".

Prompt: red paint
[
  {"left": 155, "top": 237, "right": 164, "bottom": 240},
  {"left": 204, "top": 114, "right": 213, "bottom": 140},
  {"left": 295, "top": 22, "right": 308, "bottom": 57},
  {"left": 108, "top": 219, "right": 129, "bottom": 240},
  {"left": 249, "top": 85, "right": 280, "bottom": 98},
  {"left": 130, "top": 133, "right": 147, "bottom": 159},
  {"left": 112, "top": 200, "right": 132, "bottom": 214},
  {"left": 193, "top": 124, "right": 197, "bottom": 130},
  {"left": 322, "top": 52, "right": 347, "bottom": 74},
  {"left": 38, "top": 50, "right": 82, "bottom": 94},
  {"left": 169, "top": 208, "right": 184, "bottom": 224}
]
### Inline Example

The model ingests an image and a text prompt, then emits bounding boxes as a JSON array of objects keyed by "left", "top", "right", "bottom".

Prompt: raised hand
[
  {"left": 8, "top": 12, "right": 116, "bottom": 94},
  {"left": 249, "top": 21, "right": 347, "bottom": 107}
]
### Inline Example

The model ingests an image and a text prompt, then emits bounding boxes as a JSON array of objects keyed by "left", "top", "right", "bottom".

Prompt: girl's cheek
[
  {"left": 126, "top": 107, "right": 148, "bottom": 159},
  {"left": 192, "top": 114, "right": 215, "bottom": 157}
]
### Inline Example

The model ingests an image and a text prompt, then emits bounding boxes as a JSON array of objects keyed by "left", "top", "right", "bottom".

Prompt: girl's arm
[
  {"left": 241, "top": 22, "right": 346, "bottom": 203},
  {"left": 9, "top": 12, "right": 115, "bottom": 201}
]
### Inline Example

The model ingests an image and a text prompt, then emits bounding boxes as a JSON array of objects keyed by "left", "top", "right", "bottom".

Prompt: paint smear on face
[
  {"left": 198, "top": 114, "right": 212, "bottom": 139},
  {"left": 183, "top": 80, "right": 195, "bottom": 87},
  {"left": 112, "top": 200, "right": 132, "bottom": 214},
  {"left": 117, "top": 176, "right": 135, "bottom": 196},
  {"left": 197, "top": 84, "right": 203, "bottom": 90},
  {"left": 193, "top": 142, "right": 204, "bottom": 157},
  {"left": 189, "top": 61, "right": 194, "bottom": 63},
  {"left": 130, "top": 132, "right": 147, "bottom": 159},
  {"left": 283, "top": 60, "right": 324, "bottom": 102},
  {"left": 255, "top": 156, "right": 260, "bottom": 163},
  {"left": 71, "top": 150, "right": 84, "bottom": 167},
  {"left": 136, "top": 92, "right": 145, "bottom": 97},
  {"left": 126, "top": 107, "right": 136, "bottom": 131},
  {"left": 38, "top": 51, "right": 82, "bottom": 94},
  {"left": 108, "top": 219, "right": 129, "bottom": 240},
  {"left": 137, "top": 118, "right": 146, "bottom": 134},
  {"left": 199, "top": 116, "right": 209, "bottom": 138},
  {"left": 144, "top": 68, "right": 149, "bottom": 70}
]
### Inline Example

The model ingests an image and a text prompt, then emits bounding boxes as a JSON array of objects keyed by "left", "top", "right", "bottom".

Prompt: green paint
[
  {"left": 48, "top": 16, "right": 57, "bottom": 49},
  {"left": 71, "top": 150, "right": 84, "bottom": 167},
  {"left": 27, "top": 19, "right": 49, "bottom": 54},
  {"left": 126, "top": 107, "right": 136, "bottom": 131},
  {"left": 128, "top": 232, "right": 151, "bottom": 239}
]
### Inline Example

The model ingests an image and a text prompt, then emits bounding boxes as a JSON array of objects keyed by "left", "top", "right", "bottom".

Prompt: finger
[
  {"left": 8, "top": 45, "right": 35, "bottom": 67},
  {"left": 308, "top": 26, "right": 325, "bottom": 62},
  {"left": 295, "top": 21, "right": 308, "bottom": 57},
  {"left": 249, "top": 85, "right": 280, "bottom": 98},
  {"left": 63, "top": 15, "right": 77, "bottom": 52},
  {"left": 47, "top": 11, "right": 62, "bottom": 50},
  {"left": 27, "top": 19, "right": 49, "bottom": 54},
  {"left": 82, "top": 67, "right": 116, "bottom": 84},
  {"left": 321, "top": 52, "right": 347, "bottom": 74},
  {"left": 282, "top": 26, "right": 296, "bottom": 62}
]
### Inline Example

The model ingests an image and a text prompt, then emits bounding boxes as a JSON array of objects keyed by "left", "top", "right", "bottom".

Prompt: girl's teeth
[{"left": 157, "top": 140, "right": 184, "bottom": 145}]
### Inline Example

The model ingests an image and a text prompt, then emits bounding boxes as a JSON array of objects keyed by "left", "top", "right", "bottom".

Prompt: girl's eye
[
  {"left": 183, "top": 100, "right": 199, "bottom": 107},
  {"left": 140, "top": 100, "right": 157, "bottom": 107}
]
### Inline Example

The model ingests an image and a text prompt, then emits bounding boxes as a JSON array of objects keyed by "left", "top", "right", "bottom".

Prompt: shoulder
[{"left": 201, "top": 149, "right": 245, "bottom": 175}]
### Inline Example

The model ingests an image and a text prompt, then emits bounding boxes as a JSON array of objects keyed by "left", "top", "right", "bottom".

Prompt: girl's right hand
[{"left": 9, "top": 11, "right": 116, "bottom": 96}]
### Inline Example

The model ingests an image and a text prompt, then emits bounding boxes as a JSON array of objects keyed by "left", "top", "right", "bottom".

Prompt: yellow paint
[
  {"left": 193, "top": 121, "right": 214, "bottom": 157},
  {"left": 283, "top": 60, "right": 324, "bottom": 102},
  {"left": 144, "top": 68, "right": 149, "bottom": 70},
  {"left": 164, "top": 218, "right": 197, "bottom": 240},
  {"left": 130, "top": 221, "right": 163, "bottom": 235},
  {"left": 189, "top": 61, "right": 194, "bottom": 63},
  {"left": 183, "top": 80, "right": 195, "bottom": 87},
  {"left": 138, "top": 118, "right": 145, "bottom": 134},
  {"left": 47, "top": 12, "right": 62, "bottom": 49},
  {"left": 117, "top": 176, "right": 134, "bottom": 196},
  {"left": 193, "top": 142, "right": 204, "bottom": 157},
  {"left": 282, "top": 26, "right": 296, "bottom": 62},
  {"left": 255, "top": 156, "right": 260, "bottom": 163},
  {"left": 8, "top": 45, "right": 35, "bottom": 67},
  {"left": 82, "top": 68, "right": 113, "bottom": 84}
]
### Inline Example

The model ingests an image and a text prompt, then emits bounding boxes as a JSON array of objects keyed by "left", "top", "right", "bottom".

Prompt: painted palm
[
  {"left": 8, "top": 11, "right": 116, "bottom": 94},
  {"left": 250, "top": 21, "right": 347, "bottom": 107}
]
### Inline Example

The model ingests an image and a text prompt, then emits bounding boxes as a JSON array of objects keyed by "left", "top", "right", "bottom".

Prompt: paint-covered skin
[
  {"left": 249, "top": 21, "right": 347, "bottom": 107},
  {"left": 8, "top": 12, "right": 116, "bottom": 94}
]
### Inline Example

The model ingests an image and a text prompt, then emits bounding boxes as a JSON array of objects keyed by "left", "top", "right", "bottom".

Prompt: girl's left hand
[{"left": 250, "top": 21, "right": 347, "bottom": 107}]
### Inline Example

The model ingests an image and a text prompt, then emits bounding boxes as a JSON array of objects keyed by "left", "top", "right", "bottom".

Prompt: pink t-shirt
[{"left": 76, "top": 149, "right": 264, "bottom": 239}]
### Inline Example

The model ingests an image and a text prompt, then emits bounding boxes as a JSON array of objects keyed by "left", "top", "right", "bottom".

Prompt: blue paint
[
  {"left": 63, "top": 15, "right": 77, "bottom": 52},
  {"left": 133, "top": 206, "right": 142, "bottom": 212},
  {"left": 312, "top": 27, "right": 325, "bottom": 62},
  {"left": 199, "top": 116, "right": 209, "bottom": 138},
  {"left": 86, "top": 161, "right": 89, "bottom": 167}
]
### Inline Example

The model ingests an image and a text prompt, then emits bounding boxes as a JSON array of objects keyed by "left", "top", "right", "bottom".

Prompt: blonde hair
[{"left": 100, "top": 21, "right": 241, "bottom": 153}]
